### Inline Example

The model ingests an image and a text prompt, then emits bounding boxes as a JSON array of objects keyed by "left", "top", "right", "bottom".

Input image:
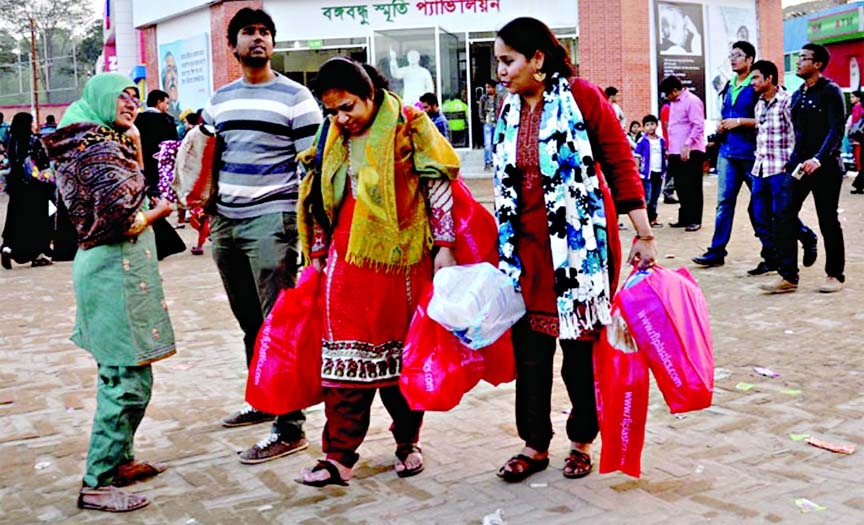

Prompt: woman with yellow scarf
[{"left": 297, "top": 58, "right": 459, "bottom": 487}]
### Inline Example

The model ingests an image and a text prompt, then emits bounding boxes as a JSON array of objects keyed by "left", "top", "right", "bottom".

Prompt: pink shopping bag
[{"left": 616, "top": 266, "right": 714, "bottom": 414}]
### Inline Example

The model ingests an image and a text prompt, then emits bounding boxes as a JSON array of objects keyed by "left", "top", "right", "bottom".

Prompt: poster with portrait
[
  {"left": 158, "top": 34, "right": 212, "bottom": 120},
  {"left": 656, "top": 1, "right": 706, "bottom": 110},
  {"left": 705, "top": 6, "right": 757, "bottom": 119}
]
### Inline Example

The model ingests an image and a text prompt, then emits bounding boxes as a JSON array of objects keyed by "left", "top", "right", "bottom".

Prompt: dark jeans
[
  {"left": 210, "top": 212, "right": 305, "bottom": 440},
  {"left": 706, "top": 156, "right": 755, "bottom": 257},
  {"left": 751, "top": 172, "right": 817, "bottom": 267},
  {"left": 513, "top": 320, "right": 598, "bottom": 452},
  {"left": 322, "top": 386, "right": 424, "bottom": 468},
  {"left": 669, "top": 152, "right": 705, "bottom": 225},
  {"left": 775, "top": 162, "right": 845, "bottom": 283},
  {"left": 642, "top": 171, "right": 663, "bottom": 223}
]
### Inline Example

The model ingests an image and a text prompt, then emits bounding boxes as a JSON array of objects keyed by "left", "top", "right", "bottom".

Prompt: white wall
[
  {"left": 114, "top": 0, "right": 139, "bottom": 76},
  {"left": 134, "top": 0, "right": 209, "bottom": 27},
  {"left": 263, "top": 0, "right": 578, "bottom": 41}
]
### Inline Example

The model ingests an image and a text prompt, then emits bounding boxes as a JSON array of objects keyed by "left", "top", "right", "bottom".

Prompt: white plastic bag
[{"left": 428, "top": 263, "right": 525, "bottom": 350}]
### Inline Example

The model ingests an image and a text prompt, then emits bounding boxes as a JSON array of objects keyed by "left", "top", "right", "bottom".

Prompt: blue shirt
[{"left": 719, "top": 78, "right": 758, "bottom": 160}]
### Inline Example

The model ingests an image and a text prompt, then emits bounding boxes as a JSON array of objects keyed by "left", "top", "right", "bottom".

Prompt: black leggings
[{"left": 513, "top": 319, "right": 598, "bottom": 452}]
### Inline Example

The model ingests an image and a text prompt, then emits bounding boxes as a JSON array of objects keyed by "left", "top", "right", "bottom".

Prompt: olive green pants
[{"left": 83, "top": 364, "right": 153, "bottom": 487}]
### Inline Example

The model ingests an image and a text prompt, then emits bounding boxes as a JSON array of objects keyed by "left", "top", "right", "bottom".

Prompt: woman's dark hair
[
  {"left": 314, "top": 58, "right": 388, "bottom": 105},
  {"left": 8, "top": 112, "right": 33, "bottom": 163},
  {"left": 629, "top": 120, "right": 641, "bottom": 130},
  {"left": 496, "top": 17, "right": 574, "bottom": 84}
]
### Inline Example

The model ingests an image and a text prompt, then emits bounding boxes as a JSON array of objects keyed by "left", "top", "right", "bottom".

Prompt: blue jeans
[
  {"left": 706, "top": 156, "right": 755, "bottom": 256},
  {"left": 642, "top": 171, "right": 663, "bottom": 223},
  {"left": 750, "top": 173, "right": 816, "bottom": 268},
  {"left": 483, "top": 123, "right": 495, "bottom": 166}
]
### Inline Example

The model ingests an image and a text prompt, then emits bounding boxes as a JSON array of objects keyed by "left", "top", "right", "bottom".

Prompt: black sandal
[
  {"left": 395, "top": 444, "right": 424, "bottom": 478},
  {"left": 297, "top": 460, "right": 349, "bottom": 487},
  {"left": 497, "top": 454, "right": 550, "bottom": 483},
  {"left": 562, "top": 450, "right": 593, "bottom": 479}
]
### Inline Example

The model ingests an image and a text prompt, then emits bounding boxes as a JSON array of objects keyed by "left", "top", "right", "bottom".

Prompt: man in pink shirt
[{"left": 660, "top": 75, "right": 706, "bottom": 231}]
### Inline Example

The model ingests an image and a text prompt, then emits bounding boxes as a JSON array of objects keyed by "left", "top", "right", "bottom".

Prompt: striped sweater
[{"left": 203, "top": 74, "right": 322, "bottom": 219}]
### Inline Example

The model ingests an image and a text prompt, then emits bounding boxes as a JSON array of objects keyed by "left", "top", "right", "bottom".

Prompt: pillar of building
[
  {"left": 141, "top": 26, "right": 159, "bottom": 94},
  {"left": 210, "top": 0, "right": 264, "bottom": 90},
  {"left": 578, "top": 0, "right": 652, "bottom": 125},
  {"left": 757, "top": 0, "right": 784, "bottom": 84}
]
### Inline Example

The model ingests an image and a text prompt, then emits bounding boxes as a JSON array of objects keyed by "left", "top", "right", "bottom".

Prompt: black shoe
[
  {"left": 1, "top": 246, "right": 11, "bottom": 270},
  {"left": 221, "top": 406, "right": 276, "bottom": 428},
  {"left": 684, "top": 224, "right": 702, "bottom": 232},
  {"left": 669, "top": 222, "right": 686, "bottom": 228},
  {"left": 851, "top": 189, "right": 864, "bottom": 194},
  {"left": 801, "top": 237, "right": 818, "bottom": 268},
  {"left": 692, "top": 253, "right": 725, "bottom": 267},
  {"left": 747, "top": 262, "right": 776, "bottom": 276},
  {"left": 663, "top": 196, "right": 679, "bottom": 204}
]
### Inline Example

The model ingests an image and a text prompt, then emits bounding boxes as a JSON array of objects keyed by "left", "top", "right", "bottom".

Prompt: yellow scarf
[{"left": 299, "top": 92, "right": 459, "bottom": 269}]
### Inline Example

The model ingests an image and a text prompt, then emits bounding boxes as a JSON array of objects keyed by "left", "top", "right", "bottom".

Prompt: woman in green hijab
[{"left": 43, "top": 73, "right": 176, "bottom": 513}]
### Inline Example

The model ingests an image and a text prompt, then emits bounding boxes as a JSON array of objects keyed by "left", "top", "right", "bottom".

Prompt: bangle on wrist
[
  {"left": 634, "top": 234, "right": 655, "bottom": 241},
  {"left": 127, "top": 211, "right": 148, "bottom": 236}
]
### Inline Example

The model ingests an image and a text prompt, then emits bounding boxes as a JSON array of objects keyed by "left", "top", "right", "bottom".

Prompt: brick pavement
[{"left": 1, "top": 155, "right": 863, "bottom": 524}]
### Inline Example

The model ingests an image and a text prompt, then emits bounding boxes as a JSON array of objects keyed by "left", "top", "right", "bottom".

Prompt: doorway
[{"left": 469, "top": 40, "right": 496, "bottom": 148}]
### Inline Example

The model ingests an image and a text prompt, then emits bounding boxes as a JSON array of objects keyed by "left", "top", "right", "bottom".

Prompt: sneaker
[
  {"left": 801, "top": 236, "right": 818, "bottom": 268},
  {"left": 663, "top": 195, "right": 679, "bottom": 204},
  {"left": 818, "top": 276, "right": 844, "bottom": 293},
  {"left": 760, "top": 278, "right": 798, "bottom": 294},
  {"left": 747, "top": 262, "right": 776, "bottom": 276},
  {"left": 221, "top": 405, "right": 275, "bottom": 428},
  {"left": 238, "top": 433, "right": 309, "bottom": 465},
  {"left": 692, "top": 252, "right": 724, "bottom": 267}
]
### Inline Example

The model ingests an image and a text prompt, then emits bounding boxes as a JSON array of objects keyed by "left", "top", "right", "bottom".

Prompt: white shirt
[{"left": 649, "top": 136, "right": 663, "bottom": 172}]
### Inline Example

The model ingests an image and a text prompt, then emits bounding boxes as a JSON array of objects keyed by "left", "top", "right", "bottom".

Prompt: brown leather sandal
[
  {"left": 497, "top": 454, "right": 550, "bottom": 483},
  {"left": 77, "top": 486, "right": 150, "bottom": 512},
  {"left": 112, "top": 460, "right": 167, "bottom": 487},
  {"left": 394, "top": 444, "right": 424, "bottom": 478},
  {"left": 297, "top": 460, "right": 350, "bottom": 487},
  {"left": 562, "top": 450, "right": 593, "bottom": 479}
]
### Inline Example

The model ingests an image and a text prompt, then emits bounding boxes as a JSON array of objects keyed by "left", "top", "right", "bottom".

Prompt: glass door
[{"left": 439, "top": 27, "right": 468, "bottom": 147}]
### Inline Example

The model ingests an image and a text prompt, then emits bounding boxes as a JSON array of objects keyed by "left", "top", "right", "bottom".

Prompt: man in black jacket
[
  {"left": 135, "top": 89, "right": 178, "bottom": 198},
  {"left": 764, "top": 43, "right": 846, "bottom": 294}
]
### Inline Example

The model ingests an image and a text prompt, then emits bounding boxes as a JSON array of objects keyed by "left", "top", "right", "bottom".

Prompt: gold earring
[{"left": 533, "top": 71, "right": 546, "bottom": 82}]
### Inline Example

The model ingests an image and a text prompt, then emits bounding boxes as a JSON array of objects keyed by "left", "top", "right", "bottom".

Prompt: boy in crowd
[{"left": 634, "top": 114, "right": 667, "bottom": 226}]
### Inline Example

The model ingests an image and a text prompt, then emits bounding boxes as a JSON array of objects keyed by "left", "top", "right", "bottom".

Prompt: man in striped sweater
[{"left": 203, "top": 8, "right": 322, "bottom": 464}]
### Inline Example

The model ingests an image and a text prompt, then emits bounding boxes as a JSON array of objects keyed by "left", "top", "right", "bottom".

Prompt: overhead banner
[
  {"left": 158, "top": 33, "right": 211, "bottom": 120},
  {"left": 705, "top": 5, "right": 757, "bottom": 119},
  {"left": 656, "top": 1, "right": 705, "bottom": 111}
]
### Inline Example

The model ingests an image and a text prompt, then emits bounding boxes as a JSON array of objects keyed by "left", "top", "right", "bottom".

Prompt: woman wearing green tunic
[{"left": 42, "top": 73, "right": 176, "bottom": 513}]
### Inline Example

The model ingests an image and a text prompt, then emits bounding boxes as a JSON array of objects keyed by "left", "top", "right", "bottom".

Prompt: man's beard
[{"left": 240, "top": 55, "right": 269, "bottom": 68}]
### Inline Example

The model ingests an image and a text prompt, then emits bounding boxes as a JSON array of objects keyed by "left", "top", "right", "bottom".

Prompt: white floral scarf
[{"left": 492, "top": 75, "right": 611, "bottom": 339}]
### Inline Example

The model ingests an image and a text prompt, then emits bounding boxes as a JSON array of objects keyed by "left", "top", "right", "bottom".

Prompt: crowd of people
[{"left": 6, "top": 3, "right": 860, "bottom": 514}]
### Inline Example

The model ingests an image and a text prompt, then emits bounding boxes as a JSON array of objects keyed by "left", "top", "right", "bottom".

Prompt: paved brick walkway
[{"left": 1, "top": 159, "right": 863, "bottom": 524}]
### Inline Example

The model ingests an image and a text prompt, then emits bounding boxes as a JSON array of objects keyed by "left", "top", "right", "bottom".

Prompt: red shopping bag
[
  {"left": 594, "top": 307, "right": 650, "bottom": 478},
  {"left": 400, "top": 287, "right": 467, "bottom": 411},
  {"left": 452, "top": 179, "right": 498, "bottom": 266},
  {"left": 246, "top": 267, "right": 324, "bottom": 415},
  {"left": 479, "top": 330, "right": 516, "bottom": 386},
  {"left": 616, "top": 266, "right": 714, "bottom": 414},
  {"left": 450, "top": 179, "right": 516, "bottom": 386}
]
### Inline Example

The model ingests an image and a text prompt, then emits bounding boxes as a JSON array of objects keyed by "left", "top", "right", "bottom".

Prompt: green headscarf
[{"left": 60, "top": 73, "right": 137, "bottom": 129}]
